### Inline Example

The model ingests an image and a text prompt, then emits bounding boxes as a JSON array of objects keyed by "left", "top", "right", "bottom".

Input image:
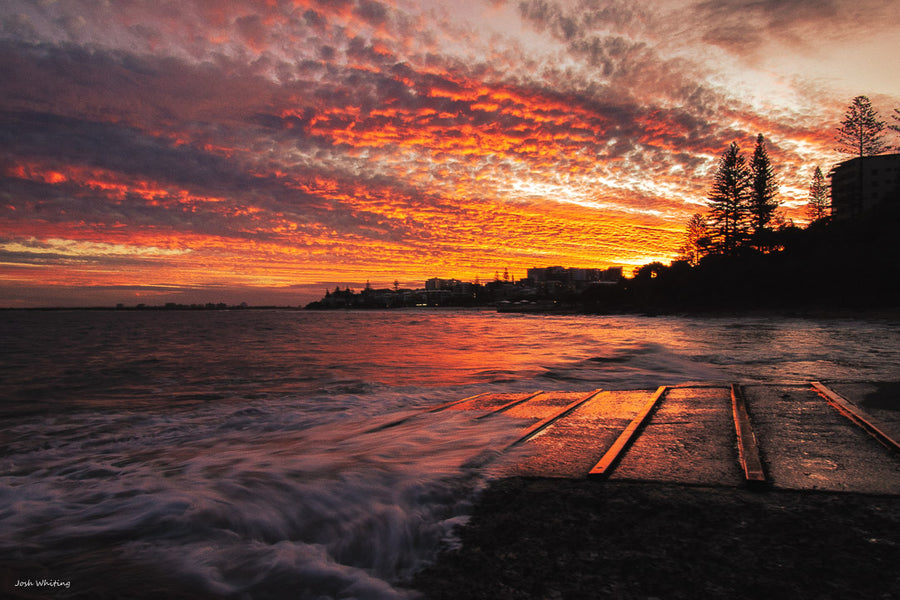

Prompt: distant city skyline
[{"left": 2, "top": 0, "right": 899, "bottom": 307}]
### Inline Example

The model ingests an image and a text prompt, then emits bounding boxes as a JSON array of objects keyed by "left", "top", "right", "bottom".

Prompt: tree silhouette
[
  {"left": 706, "top": 142, "right": 751, "bottom": 255},
  {"left": 678, "top": 213, "right": 710, "bottom": 266},
  {"left": 806, "top": 166, "right": 830, "bottom": 222},
  {"left": 891, "top": 108, "right": 900, "bottom": 146},
  {"left": 748, "top": 133, "right": 779, "bottom": 240},
  {"left": 835, "top": 96, "right": 886, "bottom": 157}
]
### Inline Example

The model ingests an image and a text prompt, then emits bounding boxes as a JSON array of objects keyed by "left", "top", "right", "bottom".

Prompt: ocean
[{"left": 2, "top": 309, "right": 899, "bottom": 599}]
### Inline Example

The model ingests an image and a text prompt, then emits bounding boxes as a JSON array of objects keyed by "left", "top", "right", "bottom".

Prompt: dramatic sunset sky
[{"left": 2, "top": 0, "right": 899, "bottom": 306}]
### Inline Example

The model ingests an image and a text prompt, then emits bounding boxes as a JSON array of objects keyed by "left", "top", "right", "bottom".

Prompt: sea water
[{"left": 1, "top": 309, "right": 898, "bottom": 598}]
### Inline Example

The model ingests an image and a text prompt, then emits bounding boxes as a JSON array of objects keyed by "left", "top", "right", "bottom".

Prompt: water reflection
[{"left": 3, "top": 311, "right": 898, "bottom": 413}]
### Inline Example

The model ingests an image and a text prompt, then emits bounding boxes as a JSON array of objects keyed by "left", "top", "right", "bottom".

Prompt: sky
[{"left": 2, "top": 0, "right": 899, "bottom": 307}]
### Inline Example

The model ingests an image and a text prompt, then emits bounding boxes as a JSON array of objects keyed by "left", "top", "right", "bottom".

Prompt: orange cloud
[{"left": 1, "top": 0, "right": 885, "bottom": 306}]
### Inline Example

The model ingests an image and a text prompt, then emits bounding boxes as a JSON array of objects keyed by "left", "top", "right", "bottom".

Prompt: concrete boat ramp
[{"left": 430, "top": 383, "right": 900, "bottom": 495}]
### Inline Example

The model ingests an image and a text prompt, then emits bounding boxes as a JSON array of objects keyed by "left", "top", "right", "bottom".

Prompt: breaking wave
[{"left": 1, "top": 397, "right": 523, "bottom": 599}]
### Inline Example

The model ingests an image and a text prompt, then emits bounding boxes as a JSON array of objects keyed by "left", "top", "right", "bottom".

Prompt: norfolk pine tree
[
  {"left": 749, "top": 134, "right": 779, "bottom": 242},
  {"left": 835, "top": 95, "right": 887, "bottom": 157},
  {"left": 677, "top": 213, "right": 710, "bottom": 266},
  {"left": 891, "top": 108, "right": 900, "bottom": 144},
  {"left": 835, "top": 96, "right": 887, "bottom": 209},
  {"left": 806, "top": 166, "right": 830, "bottom": 222},
  {"left": 707, "top": 142, "right": 752, "bottom": 255}
]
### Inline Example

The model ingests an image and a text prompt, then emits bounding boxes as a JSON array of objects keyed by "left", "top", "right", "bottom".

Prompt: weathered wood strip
[
  {"left": 362, "top": 392, "right": 491, "bottom": 433},
  {"left": 731, "top": 384, "right": 766, "bottom": 483},
  {"left": 505, "top": 389, "right": 604, "bottom": 450},
  {"left": 500, "top": 390, "right": 651, "bottom": 479},
  {"left": 588, "top": 386, "right": 667, "bottom": 478},
  {"left": 427, "top": 392, "right": 493, "bottom": 413},
  {"left": 475, "top": 391, "right": 545, "bottom": 420},
  {"left": 812, "top": 382, "right": 900, "bottom": 453}
]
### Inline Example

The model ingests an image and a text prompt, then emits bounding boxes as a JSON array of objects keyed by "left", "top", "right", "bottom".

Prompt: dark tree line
[
  {"left": 582, "top": 95, "right": 900, "bottom": 314},
  {"left": 680, "top": 133, "right": 783, "bottom": 263},
  {"left": 682, "top": 95, "right": 900, "bottom": 266},
  {"left": 582, "top": 202, "right": 900, "bottom": 314}
]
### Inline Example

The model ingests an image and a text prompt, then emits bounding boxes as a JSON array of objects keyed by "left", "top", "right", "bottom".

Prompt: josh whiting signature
[{"left": 15, "top": 579, "right": 72, "bottom": 589}]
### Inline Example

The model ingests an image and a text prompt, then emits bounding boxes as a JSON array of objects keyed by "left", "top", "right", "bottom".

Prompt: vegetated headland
[
  {"left": 584, "top": 203, "right": 900, "bottom": 315},
  {"left": 305, "top": 203, "right": 900, "bottom": 315}
]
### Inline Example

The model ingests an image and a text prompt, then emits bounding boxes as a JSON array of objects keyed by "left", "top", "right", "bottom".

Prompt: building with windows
[
  {"left": 829, "top": 154, "right": 900, "bottom": 220},
  {"left": 425, "top": 277, "right": 462, "bottom": 291},
  {"left": 523, "top": 266, "right": 622, "bottom": 292}
]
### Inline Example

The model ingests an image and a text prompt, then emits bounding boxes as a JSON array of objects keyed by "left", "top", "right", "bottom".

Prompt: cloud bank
[{"left": 1, "top": 0, "right": 897, "bottom": 305}]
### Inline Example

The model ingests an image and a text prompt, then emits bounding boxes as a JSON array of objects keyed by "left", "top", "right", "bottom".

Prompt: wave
[
  {"left": 536, "top": 341, "right": 728, "bottom": 389},
  {"left": 0, "top": 400, "right": 524, "bottom": 599}
]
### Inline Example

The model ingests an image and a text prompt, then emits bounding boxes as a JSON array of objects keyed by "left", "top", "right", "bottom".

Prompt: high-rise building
[{"left": 829, "top": 154, "right": 900, "bottom": 220}]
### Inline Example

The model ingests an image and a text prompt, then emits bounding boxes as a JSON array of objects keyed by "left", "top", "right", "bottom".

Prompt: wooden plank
[
  {"left": 475, "top": 391, "right": 544, "bottom": 420},
  {"left": 812, "top": 382, "right": 900, "bottom": 453},
  {"left": 426, "top": 392, "right": 492, "bottom": 413},
  {"left": 731, "top": 384, "right": 767, "bottom": 483},
  {"left": 362, "top": 392, "right": 491, "bottom": 433},
  {"left": 505, "top": 389, "right": 604, "bottom": 450},
  {"left": 588, "top": 386, "right": 667, "bottom": 478}
]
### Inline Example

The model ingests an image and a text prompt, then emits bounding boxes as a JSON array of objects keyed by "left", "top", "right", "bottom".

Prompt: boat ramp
[{"left": 387, "top": 382, "right": 900, "bottom": 495}]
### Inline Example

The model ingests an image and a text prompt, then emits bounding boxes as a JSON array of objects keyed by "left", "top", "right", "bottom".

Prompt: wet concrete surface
[
  {"left": 502, "top": 390, "right": 649, "bottom": 478},
  {"left": 745, "top": 384, "right": 900, "bottom": 494},
  {"left": 829, "top": 382, "right": 900, "bottom": 442},
  {"left": 501, "top": 391, "right": 588, "bottom": 423},
  {"left": 448, "top": 391, "right": 534, "bottom": 412},
  {"left": 609, "top": 386, "right": 744, "bottom": 486},
  {"left": 448, "top": 384, "right": 900, "bottom": 495}
]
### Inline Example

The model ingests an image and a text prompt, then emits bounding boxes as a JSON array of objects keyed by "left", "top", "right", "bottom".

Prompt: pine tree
[
  {"left": 748, "top": 133, "right": 779, "bottom": 238},
  {"left": 806, "top": 166, "right": 830, "bottom": 223},
  {"left": 677, "top": 213, "right": 710, "bottom": 266},
  {"left": 890, "top": 108, "right": 900, "bottom": 143},
  {"left": 835, "top": 96, "right": 887, "bottom": 157},
  {"left": 706, "top": 142, "right": 752, "bottom": 255}
]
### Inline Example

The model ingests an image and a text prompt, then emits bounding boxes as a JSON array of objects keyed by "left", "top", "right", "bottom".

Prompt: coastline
[
  {"left": 411, "top": 477, "right": 900, "bottom": 600},
  {"left": 3, "top": 304, "right": 899, "bottom": 321}
]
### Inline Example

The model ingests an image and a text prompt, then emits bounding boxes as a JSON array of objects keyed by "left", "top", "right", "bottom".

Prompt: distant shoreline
[
  {"left": 0, "top": 304, "right": 301, "bottom": 311},
  {"left": 2, "top": 304, "right": 898, "bottom": 321}
]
